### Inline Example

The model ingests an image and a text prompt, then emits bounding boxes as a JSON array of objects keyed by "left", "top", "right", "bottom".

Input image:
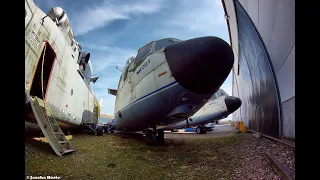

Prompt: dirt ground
[{"left": 25, "top": 124, "right": 295, "bottom": 180}]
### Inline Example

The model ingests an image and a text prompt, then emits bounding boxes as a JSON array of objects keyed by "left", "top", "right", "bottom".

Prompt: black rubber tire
[
  {"left": 97, "top": 126, "right": 104, "bottom": 136},
  {"left": 145, "top": 130, "right": 154, "bottom": 145},
  {"left": 203, "top": 126, "right": 207, "bottom": 134},
  {"left": 157, "top": 130, "right": 165, "bottom": 145},
  {"left": 196, "top": 127, "right": 201, "bottom": 134}
]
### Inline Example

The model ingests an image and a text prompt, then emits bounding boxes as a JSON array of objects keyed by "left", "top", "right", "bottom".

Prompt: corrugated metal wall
[
  {"left": 235, "top": 0, "right": 282, "bottom": 138},
  {"left": 223, "top": 0, "right": 295, "bottom": 140}
]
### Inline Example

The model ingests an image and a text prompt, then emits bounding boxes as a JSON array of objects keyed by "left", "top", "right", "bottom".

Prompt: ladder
[
  {"left": 84, "top": 122, "right": 97, "bottom": 134},
  {"left": 29, "top": 96, "right": 75, "bottom": 156}
]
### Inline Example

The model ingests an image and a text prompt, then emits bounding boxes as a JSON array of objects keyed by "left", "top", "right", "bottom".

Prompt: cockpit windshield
[
  {"left": 209, "top": 89, "right": 229, "bottom": 101},
  {"left": 216, "top": 89, "right": 228, "bottom": 97},
  {"left": 134, "top": 38, "right": 182, "bottom": 68},
  {"left": 154, "top": 38, "right": 182, "bottom": 51},
  {"left": 134, "top": 42, "right": 153, "bottom": 67},
  {"left": 125, "top": 56, "right": 135, "bottom": 65}
]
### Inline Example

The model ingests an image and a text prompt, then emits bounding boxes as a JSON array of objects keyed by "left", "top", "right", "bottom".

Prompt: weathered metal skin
[
  {"left": 113, "top": 37, "right": 235, "bottom": 131},
  {"left": 25, "top": 0, "right": 99, "bottom": 129}
]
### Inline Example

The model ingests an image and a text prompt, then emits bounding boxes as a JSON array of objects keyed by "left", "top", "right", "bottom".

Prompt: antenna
[
  {"left": 116, "top": 66, "right": 122, "bottom": 72},
  {"left": 41, "top": 7, "right": 54, "bottom": 25}
]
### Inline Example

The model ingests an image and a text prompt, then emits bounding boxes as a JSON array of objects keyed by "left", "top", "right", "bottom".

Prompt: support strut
[{"left": 186, "top": 117, "right": 190, "bottom": 128}]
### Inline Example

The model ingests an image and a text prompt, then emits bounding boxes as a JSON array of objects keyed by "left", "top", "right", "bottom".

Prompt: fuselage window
[
  {"left": 210, "top": 94, "right": 218, "bottom": 100},
  {"left": 216, "top": 90, "right": 222, "bottom": 97},
  {"left": 123, "top": 65, "right": 129, "bottom": 81},
  {"left": 117, "top": 75, "right": 122, "bottom": 88},
  {"left": 154, "top": 39, "right": 174, "bottom": 51},
  {"left": 123, "top": 56, "right": 135, "bottom": 81},
  {"left": 134, "top": 42, "right": 153, "bottom": 67},
  {"left": 171, "top": 38, "right": 182, "bottom": 43}
]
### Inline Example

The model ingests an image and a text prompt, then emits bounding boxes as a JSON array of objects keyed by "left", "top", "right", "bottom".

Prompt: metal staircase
[
  {"left": 29, "top": 96, "right": 75, "bottom": 156},
  {"left": 84, "top": 122, "right": 97, "bottom": 134}
]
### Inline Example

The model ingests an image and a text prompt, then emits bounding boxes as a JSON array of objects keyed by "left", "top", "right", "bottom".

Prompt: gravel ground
[
  {"left": 163, "top": 125, "right": 295, "bottom": 180},
  {"left": 217, "top": 132, "right": 295, "bottom": 179}
]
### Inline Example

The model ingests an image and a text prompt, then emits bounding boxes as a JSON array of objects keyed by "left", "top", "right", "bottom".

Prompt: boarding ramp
[{"left": 29, "top": 96, "right": 75, "bottom": 156}]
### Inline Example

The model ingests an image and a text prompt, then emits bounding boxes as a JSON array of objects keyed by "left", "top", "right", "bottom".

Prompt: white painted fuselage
[{"left": 25, "top": 0, "right": 100, "bottom": 129}]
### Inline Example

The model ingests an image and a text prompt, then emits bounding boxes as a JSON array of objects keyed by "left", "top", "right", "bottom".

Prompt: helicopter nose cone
[
  {"left": 224, "top": 96, "right": 242, "bottom": 113},
  {"left": 164, "top": 36, "right": 234, "bottom": 94}
]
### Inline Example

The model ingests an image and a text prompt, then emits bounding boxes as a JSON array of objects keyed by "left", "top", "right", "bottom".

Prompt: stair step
[
  {"left": 39, "top": 105, "right": 50, "bottom": 111},
  {"left": 30, "top": 96, "right": 75, "bottom": 156},
  {"left": 62, "top": 149, "right": 74, "bottom": 154},
  {"left": 58, "top": 140, "right": 70, "bottom": 144}
]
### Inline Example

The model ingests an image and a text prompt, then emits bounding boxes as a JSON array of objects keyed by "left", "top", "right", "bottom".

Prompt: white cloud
[
  {"left": 154, "top": 0, "right": 228, "bottom": 41},
  {"left": 69, "top": 0, "right": 165, "bottom": 36},
  {"left": 82, "top": 43, "right": 136, "bottom": 73},
  {"left": 75, "top": 0, "right": 231, "bottom": 116},
  {"left": 92, "top": 81, "right": 117, "bottom": 115},
  {"left": 97, "top": 94, "right": 116, "bottom": 115},
  {"left": 168, "top": 0, "right": 225, "bottom": 32},
  {"left": 83, "top": 44, "right": 135, "bottom": 54},
  {"left": 99, "top": 97, "right": 104, "bottom": 108},
  {"left": 83, "top": 43, "right": 136, "bottom": 115}
]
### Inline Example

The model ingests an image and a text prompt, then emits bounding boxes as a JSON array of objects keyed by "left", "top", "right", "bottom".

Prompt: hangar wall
[{"left": 222, "top": 0, "right": 295, "bottom": 140}]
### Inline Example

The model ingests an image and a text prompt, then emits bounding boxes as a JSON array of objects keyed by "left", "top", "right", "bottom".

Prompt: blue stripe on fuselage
[
  {"left": 118, "top": 81, "right": 178, "bottom": 112},
  {"left": 134, "top": 81, "right": 177, "bottom": 102}
]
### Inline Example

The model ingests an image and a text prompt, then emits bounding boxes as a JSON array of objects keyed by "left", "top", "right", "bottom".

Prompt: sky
[{"left": 34, "top": 0, "right": 233, "bottom": 121}]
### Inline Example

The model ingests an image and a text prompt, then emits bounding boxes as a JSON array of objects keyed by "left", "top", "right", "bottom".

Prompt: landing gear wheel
[
  {"left": 196, "top": 127, "right": 201, "bottom": 134},
  {"left": 157, "top": 130, "right": 164, "bottom": 145},
  {"left": 196, "top": 126, "right": 207, "bottom": 134},
  {"left": 97, "top": 126, "right": 104, "bottom": 136},
  {"left": 146, "top": 130, "right": 155, "bottom": 145},
  {"left": 203, "top": 126, "right": 207, "bottom": 134},
  {"left": 145, "top": 129, "right": 164, "bottom": 145}
]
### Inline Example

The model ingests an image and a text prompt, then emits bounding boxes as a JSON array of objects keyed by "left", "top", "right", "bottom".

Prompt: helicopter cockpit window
[
  {"left": 210, "top": 94, "right": 218, "bottom": 101},
  {"left": 216, "top": 90, "right": 222, "bottom": 97},
  {"left": 117, "top": 75, "right": 122, "bottom": 89},
  {"left": 123, "top": 57, "right": 135, "bottom": 81},
  {"left": 123, "top": 65, "right": 129, "bottom": 81},
  {"left": 171, "top": 38, "right": 182, "bottom": 43},
  {"left": 154, "top": 39, "right": 174, "bottom": 51},
  {"left": 134, "top": 42, "right": 153, "bottom": 67},
  {"left": 126, "top": 56, "right": 134, "bottom": 65},
  {"left": 216, "top": 89, "right": 227, "bottom": 98}
]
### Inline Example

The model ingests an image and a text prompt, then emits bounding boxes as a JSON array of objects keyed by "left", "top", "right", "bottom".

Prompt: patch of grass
[{"left": 26, "top": 133, "right": 246, "bottom": 180}]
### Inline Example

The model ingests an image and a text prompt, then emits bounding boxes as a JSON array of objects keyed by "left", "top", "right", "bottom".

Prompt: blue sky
[{"left": 34, "top": 0, "right": 233, "bottom": 119}]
